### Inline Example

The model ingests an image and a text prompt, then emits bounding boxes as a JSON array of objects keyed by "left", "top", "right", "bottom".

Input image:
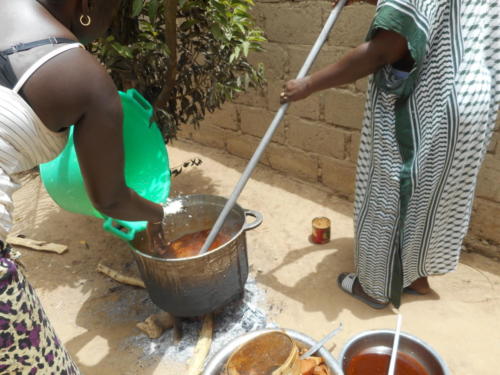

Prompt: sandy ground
[{"left": 11, "top": 139, "right": 500, "bottom": 375}]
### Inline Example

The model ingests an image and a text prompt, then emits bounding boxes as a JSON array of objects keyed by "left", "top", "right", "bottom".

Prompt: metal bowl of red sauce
[{"left": 339, "top": 330, "right": 450, "bottom": 375}]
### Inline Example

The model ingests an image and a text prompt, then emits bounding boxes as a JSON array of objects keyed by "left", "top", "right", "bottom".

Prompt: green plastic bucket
[{"left": 40, "top": 89, "right": 170, "bottom": 241}]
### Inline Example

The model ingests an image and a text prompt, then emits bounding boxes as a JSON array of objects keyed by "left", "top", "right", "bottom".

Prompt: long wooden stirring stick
[{"left": 199, "top": 0, "right": 348, "bottom": 254}]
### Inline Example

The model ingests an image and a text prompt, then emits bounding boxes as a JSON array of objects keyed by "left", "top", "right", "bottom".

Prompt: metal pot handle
[{"left": 243, "top": 210, "right": 263, "bottom": 231}]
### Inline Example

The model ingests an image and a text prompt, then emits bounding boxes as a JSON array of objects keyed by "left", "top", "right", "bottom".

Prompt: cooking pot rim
[{"left": 128, "top": 194, "right": 261, "bottom": 262}]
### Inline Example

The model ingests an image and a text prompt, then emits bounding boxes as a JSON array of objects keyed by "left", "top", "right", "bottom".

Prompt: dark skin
[
  {"left": 282, "top": 0, "right": 430, "bottom": 302},
  {"left": 0, "top": 0, "right": 166, "bottom": 250}
]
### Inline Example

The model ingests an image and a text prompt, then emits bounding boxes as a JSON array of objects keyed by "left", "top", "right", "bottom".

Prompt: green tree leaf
[
  {"left": 241, "top": 41, "right": 250, "bottom": 57},
  {"left": 148, "top": 0, "right": 160, "bottom": 23},
  {"left": 131, "top": 0, "right": 145, "bottom": 17}
]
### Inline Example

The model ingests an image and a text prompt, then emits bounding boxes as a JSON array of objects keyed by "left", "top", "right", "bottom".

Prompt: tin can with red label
[{"left": 310, "top": 217, "right": 331, "bottom": 244}]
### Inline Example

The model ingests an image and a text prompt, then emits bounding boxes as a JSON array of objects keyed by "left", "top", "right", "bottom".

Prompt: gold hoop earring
[{"left": 80, "top": 14, "right": 92, "bottom": 27}]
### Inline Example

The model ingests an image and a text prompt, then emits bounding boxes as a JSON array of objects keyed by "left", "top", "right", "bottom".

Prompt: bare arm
[
  {"left": 23, "top": 48, "right": 166, "bottom": 250},
  {"left": 282, "top": 30, "right": 411, "bottom": 102},
  {"left": 21, "top": 49, "right": 164, "bottom": 223},
  {"left": 72, "top": 55, "right": 163, "bottom": 223}
]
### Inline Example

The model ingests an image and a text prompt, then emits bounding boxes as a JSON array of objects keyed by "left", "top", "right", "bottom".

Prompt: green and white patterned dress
[{"left": 354, "top": 0, "right": 500, "bottom": 307}]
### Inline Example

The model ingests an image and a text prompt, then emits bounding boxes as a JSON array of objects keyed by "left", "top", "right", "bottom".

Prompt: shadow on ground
[{"left": 255, "top": 236, "right": 441, "bottom": 323}]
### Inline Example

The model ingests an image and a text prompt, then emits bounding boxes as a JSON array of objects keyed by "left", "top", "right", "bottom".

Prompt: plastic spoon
[{"left": 388, "top": 314, "right": 403, "bottom": 375}]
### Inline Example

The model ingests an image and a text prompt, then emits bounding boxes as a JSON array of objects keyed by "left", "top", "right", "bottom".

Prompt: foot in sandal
[
  {"left": 404, "top": 276, "right": 432, "bottom": 295},
  {"left": 337, "top": 272, "right": 388, "bottom": 310}
]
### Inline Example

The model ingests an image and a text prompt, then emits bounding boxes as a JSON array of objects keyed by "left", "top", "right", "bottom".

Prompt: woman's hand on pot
[
  {"left": 280, "top": 76, "right": 313, "bottom": 104},
  {"left": 147, "top": 221, "right": 169, "bottom": 257}
]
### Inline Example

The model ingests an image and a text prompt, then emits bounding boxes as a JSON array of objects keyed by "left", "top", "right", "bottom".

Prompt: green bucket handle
[
  {"left": 128, "top": 88, "right": 154, "bottom": 118},
  {"left": 102, "top": 217, "right": 147, "bottom": 241}
]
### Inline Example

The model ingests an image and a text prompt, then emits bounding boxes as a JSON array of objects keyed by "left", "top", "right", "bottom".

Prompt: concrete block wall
[
  {"left": 467, "top": 116, "right": 500, "bottom": 256},
  {"left": 178, "top": 2, "right": 500, "bottom": 255}
]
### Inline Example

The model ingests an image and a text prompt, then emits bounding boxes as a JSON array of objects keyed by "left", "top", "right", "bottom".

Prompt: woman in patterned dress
[
  {"left": 0, "top": 0, "right": 169, "bottom": 373},
  {"left": 282, "top": 0, "right": 499, "bottom": 309}
]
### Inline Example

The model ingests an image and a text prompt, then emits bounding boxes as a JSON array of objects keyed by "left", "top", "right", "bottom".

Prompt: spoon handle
[
  {"left": 388, "top": 314, "right": 403, "bottom": 375},
  {"left": 300, "top": 322, "right": 343, "bottom": 359}
]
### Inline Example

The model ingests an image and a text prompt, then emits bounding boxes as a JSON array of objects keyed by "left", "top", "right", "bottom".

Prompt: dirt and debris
[{"left": 123, "top": 278, "right": 270, "bottom": 366}]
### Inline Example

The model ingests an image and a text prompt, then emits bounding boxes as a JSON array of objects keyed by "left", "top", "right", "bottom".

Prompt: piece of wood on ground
[
  {"left": 187, "top": 314, "right": 214, "bottom": 375},
  {"left": 136, "top": 312, "right": 174, "bottom": 339},
  {"left": 7, "top": 236, "right": 68, "bottom": 254},
  {"left": 96, "top": 263, "right": 145, "bottom": 288}
]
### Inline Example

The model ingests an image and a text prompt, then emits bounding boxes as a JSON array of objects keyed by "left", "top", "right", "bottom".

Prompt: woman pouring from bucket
[
  {"left": 282, "top": 0, "right": 500, "bottom": 309},
  {"left": 0, "top": 0, "right": 169, "bottom": 372}
]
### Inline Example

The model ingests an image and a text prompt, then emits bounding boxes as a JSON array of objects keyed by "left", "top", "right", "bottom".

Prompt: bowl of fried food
[{"left": 203, "top": 329, "right": 343, "bottom": 375}]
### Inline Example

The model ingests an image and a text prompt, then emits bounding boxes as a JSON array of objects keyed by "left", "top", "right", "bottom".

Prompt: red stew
[
  {"left": 161, "top": 229, "right": 232, "bottom": 259},
  {"left": 347, "top": 350, "right": 429, "bottom": 375}
]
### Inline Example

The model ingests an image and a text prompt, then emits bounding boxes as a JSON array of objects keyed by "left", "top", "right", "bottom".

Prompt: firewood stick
[
  {"left": 136, "top": 312, "right": 174, "bottom": 339},
  {"left": 7, "top": 236, "right": 68, "bottom": 254},
  {"left": 96, "top": 263, "right": 145, "bottom": 288},
  {"left": 187, "top": 314, "right": 213, "bottom": 375},
  {"left": 173, "top": 317, "right": 183, "bottom": 342}
]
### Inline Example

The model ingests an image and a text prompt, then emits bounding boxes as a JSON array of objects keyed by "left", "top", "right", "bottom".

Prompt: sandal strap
[{"left": 341, "top": 273, "right": 357, "bottom": 293}]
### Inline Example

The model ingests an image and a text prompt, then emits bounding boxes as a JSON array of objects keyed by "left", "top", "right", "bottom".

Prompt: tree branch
[{"left": 155, "top": 0, "right": 178, "bottom": 109}]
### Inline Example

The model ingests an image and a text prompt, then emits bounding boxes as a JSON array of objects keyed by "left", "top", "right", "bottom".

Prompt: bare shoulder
[
  {"left": 60, "top": 48, "right": 120, "bottom": 105},
  {"left": 23, "top": 46, "right": 121, "bottom": 131}
]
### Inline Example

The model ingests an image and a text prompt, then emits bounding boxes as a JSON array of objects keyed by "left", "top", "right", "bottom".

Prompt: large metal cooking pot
[{"left": 129, "top": 194, "right": 263, "bottom": 317}]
